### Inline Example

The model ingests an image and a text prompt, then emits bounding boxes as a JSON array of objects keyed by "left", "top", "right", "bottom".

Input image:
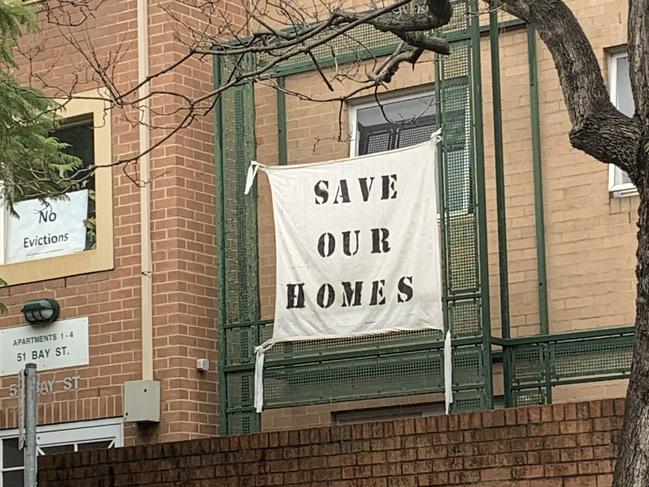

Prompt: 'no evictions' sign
[
  {"left": 0, "top": 317, "right": 89, "bottom": 376},
  {"left": 6, "top": 189, "right": 89, "bottom": 264}
]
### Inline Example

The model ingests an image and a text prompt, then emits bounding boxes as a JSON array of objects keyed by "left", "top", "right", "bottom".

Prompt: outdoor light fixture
[{"left": 21, "top": 299, "right": 60, "bottom": 325}]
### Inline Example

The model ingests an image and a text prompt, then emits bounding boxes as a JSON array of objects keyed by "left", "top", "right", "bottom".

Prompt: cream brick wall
[{"left": 253, "top": 0, "right": 635, "bottom": 429}]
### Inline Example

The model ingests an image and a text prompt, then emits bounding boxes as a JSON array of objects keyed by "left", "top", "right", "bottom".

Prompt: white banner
[
  {"left": 265, "top": 139, "right": 443, "bottom": 341},
  {"left": 6, "top": 189, "right": 89, "bottom": 263},
  {"left": 249, "top": 136, "right": 448, "bottom": 412}
]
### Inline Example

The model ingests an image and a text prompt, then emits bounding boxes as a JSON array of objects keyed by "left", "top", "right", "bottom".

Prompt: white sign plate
[
  {"left": 6, "top": 189, "right": 89, "bottom": 263},
  {"left": 0, "top": 317, "right": 89, "bottom": 376}
]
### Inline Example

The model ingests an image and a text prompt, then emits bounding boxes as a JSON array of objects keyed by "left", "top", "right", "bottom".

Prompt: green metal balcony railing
[
  {"left": 495, "top": 326, "right": 634, "bottom": 407},
  {"left": 214, "top": 0, "right": 633, "bottom": 436}
]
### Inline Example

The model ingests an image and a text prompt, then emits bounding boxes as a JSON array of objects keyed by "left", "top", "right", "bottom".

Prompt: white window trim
[
  {"left": 348, "top": 90, "right": 437, "bottom": 157},
  {"left": 0, "top": 89, "right": 114, "bottom": 285},
  {"left": 608, "top": 51, "right": 637, "bottom": 197},
  {"left": 0, "top": 417, "right": 123, "bottom": 486},
  {"left": 0, "top": 417, "right": 123, "bottom": 445}
]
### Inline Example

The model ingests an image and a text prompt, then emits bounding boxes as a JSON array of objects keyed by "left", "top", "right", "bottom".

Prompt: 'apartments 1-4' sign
[{"left": 0, "top": 317, "right": 89, "bottom": 376}]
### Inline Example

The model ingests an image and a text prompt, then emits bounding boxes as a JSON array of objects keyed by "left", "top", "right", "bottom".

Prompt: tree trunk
[
  {"left": 485, "top": 0, "right": 647, "bottom": 481},
  {"left": 614, "top": 154, "right": 649, "bottom": 486}
]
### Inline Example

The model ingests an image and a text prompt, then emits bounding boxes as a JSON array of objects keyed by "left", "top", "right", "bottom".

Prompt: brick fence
[{"left": 39, "top": 399, "right": 624, "bottom": 486}]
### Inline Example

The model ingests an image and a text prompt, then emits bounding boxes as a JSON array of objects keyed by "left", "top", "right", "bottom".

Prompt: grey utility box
[{"left": 123, "top": 380, "right": 160, "bottom": 423}]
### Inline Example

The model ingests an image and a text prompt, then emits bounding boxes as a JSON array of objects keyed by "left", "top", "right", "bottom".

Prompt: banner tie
[
  {"left": 254, "top": 339, "right": 275, "bottom": 413},
  {"left": 244, "top": 161, "right": 265, "bottom": 195}
]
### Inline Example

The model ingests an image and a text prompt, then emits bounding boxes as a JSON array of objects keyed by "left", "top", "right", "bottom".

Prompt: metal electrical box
[{"left": 123, "top": 380, "right": 160, "bottom": 423}]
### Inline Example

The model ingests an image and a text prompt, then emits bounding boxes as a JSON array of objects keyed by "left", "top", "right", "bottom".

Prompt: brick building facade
[
  {"left": 0, "top": 2, "right": 245, "bottom": 482},
  {"left": 0, "top": 0, "right": 639, "bottom": 483}
]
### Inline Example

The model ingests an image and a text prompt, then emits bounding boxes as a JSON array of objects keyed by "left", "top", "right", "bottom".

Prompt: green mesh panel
[
  {"left": 218, "top": 58, "right": 260, "bottom": 434},
  {"left": 220, "top": 80, "right": 259, "bottom": 326},
  {"left": 264, "top": 328, "right": 443, "bottom": 361},
  {"left": 439, "top": 42, "right": 478, "bottom": 295},
  {"left": 224, "top": 325, "right": 256, "bottom": 365},
  {"left": 452, "top": 389, "right": 487, "bottom": 412},
  {"left": 511, "top": 346, "right": 545, "bottom": 383},
  {"left": 219, "top": 0, "right": 491, "bottom": 434},
  {"left": 227, "top": 372, "right": 254, "bottom": 408},
  {"left": 226, "top": 412, "right": 255, "bottom": 435},
  {"left": 452, "top": 346, "right": 484, "bottom": 386},
  {"left": 264, "top": 350, "right": 445, "bottom": 407},
  {"left": 509, "top": 330, "right": 634, "bottom": 407},
  {"left": 448, "top": 299, "right": 481, "bottom": 338},
  {"left": 258, "top": 0, "right": 469, "bottom": 76},
  {"left": 512, "top": 388, "right": 547, "bottom": 407},
  {"left": 551, "top": 335, "right": 634, "bottom": 378}
]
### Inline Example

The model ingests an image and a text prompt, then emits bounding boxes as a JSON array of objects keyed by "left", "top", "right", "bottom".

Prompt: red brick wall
[
  {"left": 0, "top": 0, "right": 245, "bottom": 443},
  {"left": 39, "top": 399, "right": 623, "bottom": 486}
]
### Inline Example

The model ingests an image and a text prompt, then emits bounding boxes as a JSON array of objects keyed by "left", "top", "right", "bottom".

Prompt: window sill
[
  {"left": 0, "top": 245, "right": 113, "bottom": 286},
  {"left": 609, "top": 186, "right": 638, "bottom": 198}
]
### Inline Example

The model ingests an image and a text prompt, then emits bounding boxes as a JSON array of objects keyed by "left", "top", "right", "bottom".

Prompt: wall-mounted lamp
[{"left": 21, "top": 299, "right": 60, "bottom": 325}]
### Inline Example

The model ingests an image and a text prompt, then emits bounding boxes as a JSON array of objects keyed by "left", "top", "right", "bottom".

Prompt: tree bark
[
  {"left": 612, "top": 2, "right": 649, "bottom": 484},
  {"left": 490, "top": 0, "right": 642, "bottom": 176},
  {"left": 486, "top": 1, "right": 649, "bottom": 484},
  {"left": 628, "top": 0, "right": 649, "bottom": 121},
  {"left": 615, "top": 169, "right": 649, "bottom": 485}
]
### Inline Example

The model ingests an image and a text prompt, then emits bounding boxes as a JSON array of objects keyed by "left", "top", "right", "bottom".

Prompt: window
[
  {"left": 0, "top": 418, "right": 123, "bottom": 486},
  {"left": 608, "top": 52, "right": 636, "bottom": 196},
  {"left": 349, "top": 92, "right": 437, "bottom": 157},
  {"left": 348, "top": 89, "right": 471, "bottom": 212},
  {"left": 0, "top": 89, "right": 113, "bottom": 285}
]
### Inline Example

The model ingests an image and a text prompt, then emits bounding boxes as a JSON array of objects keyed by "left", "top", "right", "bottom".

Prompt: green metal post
[
  {"left": 489, "top": 4, "right": 513, "bottom": 408},
  {"left": 470, "top": 0, "right": 494, "bottom": 409},
  {"left": 435, "top": 56, "right": 452, "bottom": 410},
  {"left": 277, "top": 76, "right": 288, "bottom": 165},
  {"left": 489, "top": 4, "right": 511, "bottom": 340},
  {"left": 244, "top": 62, "right": 262, "bottom": 432},
  {"left": 214, "top": 57, "right": 229, "bottom": 435},
  {"left": 543, "top": 345, "right": 553, "bottom": 403},
  {"left": 527, "top": 26, "right": 550, "bottom": 335}
]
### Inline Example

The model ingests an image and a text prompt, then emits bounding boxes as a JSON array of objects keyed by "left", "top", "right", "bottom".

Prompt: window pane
[
  {"left": 52, "top": 117, "right": 95, "bottom": 191},
  {"left": 396, "top": 119, "right": 436, "bottom": 149},
  {"left": 6, "top": 115, "right": 97, "bottom": 264},
  {"left": 2, "top": 438, "right": 23, "bottom": 469},
  {"left": 3, "top": 469, "right": 23, "bottom": 487},
  {"left": 77, "top": 440, "right": 113, "bottom": 452},
  {"left": 53, "top": 117, "right": 96, "bottom": 251},
  {"left": 356, "top": 94, "right": 437, "bottom": 155},
  {"left": 614, "top": 167, "right": 633, "bottom": 186},
  {"left": 40, "top": 444, "right": 75, "bottom": 455},
  {"left": 357, "top": 95, "right": 436, "bottom": 127},
  {"left": 363, "top": 129, "right": 391, "bottom": 154},
  {"left": 616, "top": 56, "right": 634, "bottom": 117}
]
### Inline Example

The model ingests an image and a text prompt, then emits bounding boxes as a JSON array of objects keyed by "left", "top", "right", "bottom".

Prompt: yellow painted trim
[{"left": 1, "top": 89, "right": 114, "bottom": 285}]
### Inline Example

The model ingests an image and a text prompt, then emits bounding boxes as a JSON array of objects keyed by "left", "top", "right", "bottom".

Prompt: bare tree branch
[{"left": 489, "top": 0, "right": 642, "bottom": 178}]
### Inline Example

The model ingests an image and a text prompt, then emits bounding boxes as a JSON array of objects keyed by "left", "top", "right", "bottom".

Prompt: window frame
[
  {"left": 608, "top": 51, "right": 637, "bottom": 197},
  {"left": 0, "top": 417, "right": 123, "bottom": 487},
  {"left": 348, "top": 89, "right": 437, "bottom": 157},
  {"left": 0, "top": 89, "right": 114, "bottom": 284},
  {"left": 348, "top": 87, "right": 473, "bottom": 214}
]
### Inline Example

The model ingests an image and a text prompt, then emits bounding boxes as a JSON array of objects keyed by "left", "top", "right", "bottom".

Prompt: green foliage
[
  {"left": 0, "top": 1, "right": 86, "bottom": 311},
  {"left": 0, "top": 0, "right": 35, "bottom": 67},
  {"left": 0, "top": 0, "right": 83, "bottom": 210}
]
